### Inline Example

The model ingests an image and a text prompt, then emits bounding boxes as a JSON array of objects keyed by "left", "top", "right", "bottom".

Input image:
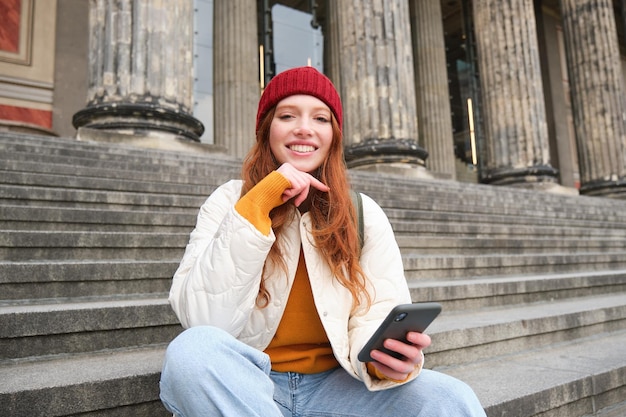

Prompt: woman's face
[{"left": 269, "top": 95, "right": 334, "bottom": 174}]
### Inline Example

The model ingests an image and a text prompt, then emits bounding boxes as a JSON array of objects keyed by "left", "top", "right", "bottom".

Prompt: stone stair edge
[
  {"left": 410, "top": 275, "right": 626, "bottom": 311},
  {"left": 0, "top": 131, "right": 240, "bottom": 164},
  {"left": 2, "top": 202, "right": 625, "bottom": 237},
  {"left": 4, "top": 188, "right": 623, "bottom": 232},
  {"left": 439, "top": 330, "right": 626, "bottom": 415},
  {"left": 397, "top": 235, "right": 626, "bottom": 247},
  {"left": 3, "top": 230, "right": 623, "bottom": 252},
  {"left": 382, "top": 205, "right": 626, "bottom": 226},
  {"left": 0, "top": 157, "right": 240, "bottom": 187},
  {"left": 403, "top": 254, "right": 626, "bottom": 276},
  {"left": 5, "top": 163, "right": 622, "bottom": 223},
  {"left": 393, "top": 221, "right": 626, "bottom": 237},
  {"left": 425, "top": 299, "right": 625, "bottom": 367},
  {"left": 0, "top": 144, "right": 242, "bottom": 168},
  {"left": 0, "top": 296, "right": 180, "bottom": 361},
  {"left": 350, "top": 169, "right": 625, "bottom": 206},
  {"left": 0, "top": 142, "right": 242, "bottom": 166},
  {"left": 0, "top": 132, "right": 626, "bottom": 414},
  {"left": 1, "top": 322, "right": 624, "bottom": 417},
  {"left": 2, "top": 292, "right": 623, "bottom": 380},
  {"left": 4, "top": 131, "right": 626, "bottom": 212},
  {"left": 403, "top": 255, "right": 626, "bottom": 280},
  {"left": 0, "top": 230, "right": 188, "bottom": 246},
  {"left": 5, "top": 133, "right": 626, "bottom": 215},
  {"left": 3, "top": 205, "right": 624, "bottom": 238},
  {"left": 0, "top": 170, "right": 217, "bottom": 196},
  {"left": 409, "top": 269, "right": 626, "bottom": 288},
  {"left": 0, "top": 259, "right": 179, "bottom": 284},
  {"left": 0, "top": 184, "right": 207, "bottom": 209},
  {"left": 0, "top": 204, "right": 197, "bottom": 228},
  {"left": 0, "top": 344, "right": 170, "bottom": 417},
  {"left": 429, "top": 292, "right": 626, "bottom": 335}
]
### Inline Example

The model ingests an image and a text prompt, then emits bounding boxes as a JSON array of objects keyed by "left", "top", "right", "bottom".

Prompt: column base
[
  {"left": 349, "top": 162, "right": 434, "bottom": 179},
  {"left": 344, "top": 138, "right": 429, "bottom": 170},
  {"left": 72, "top": 102, "right": 205, "bottom": 142},
  {"left": 513, "top": 182, "right": 580, "bottom": 195},
  {"left": 481, "top": 165, "right": 559, "bottom": 186},
  {"left": 580, "top": 177, "right": 626, "bottom": 199}
]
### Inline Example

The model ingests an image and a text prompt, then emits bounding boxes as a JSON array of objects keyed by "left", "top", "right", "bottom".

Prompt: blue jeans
[{"left": 160, "top": 326, "right": 486, "bottom": 417}]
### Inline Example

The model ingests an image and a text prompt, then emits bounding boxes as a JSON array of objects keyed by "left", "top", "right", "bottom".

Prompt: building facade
[{"left": 1, "top": 0, "right": 625, "bottom": 197}]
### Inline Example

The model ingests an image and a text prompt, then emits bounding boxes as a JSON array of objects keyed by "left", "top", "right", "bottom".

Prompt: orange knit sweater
[
  {"left": 235, "top": 172, "right": 340, "bottom": 374},
  {"left": 234, "top": 172, "right": 396, "bottom": 380}
]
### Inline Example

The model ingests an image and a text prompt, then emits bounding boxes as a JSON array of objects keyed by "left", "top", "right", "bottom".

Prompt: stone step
[
  {"left": 2, "top": 286, "right": 621, "bottom": 368},
  {"left": 7, "top": 168, "right": 617, "bottom": 233},
  {"left": 4, "top": 136, "right": 626, "bottom": 225},
  {"left": 2, "top": 229, "right": 620, "bottom": 261},
  {"left": 0, "top": 154, "right": 239, "bottom": 187},
  {"left": 384, "top": 206, "right": 626, "bottom": 231},
  {"left": 391, "top": 219, "right": 626, "bottom": 238},
  {"left": 371, "top": 195, "right": 626, "bottom": 224},
  {"left": 0, "top": 169, "right": 210, "bottom": 196},
  {"left": 1, "top": 298, "right": 623, "bottom": 416},
  {"left": 3, "top": 132, "right": 626, "bottom": 417},
  {"left": 0, "top": 230, "right": 187, "bottom": 260},
  {"left": 403, "top": 252, "right": 626, "bottom": 279},
  {"left": 0, "top": 131, "right": 240, "bottom": 167},
  {"left": 595, "top": 401, "right": 626, "bottom": 417},
  {"left": 0, "top": 260, "right": 179, "bottom": 301},
  {"left": 2, "top": 134, "right": 617, "bottom": 212},
  {"left": 0, "top": 204, "right": 196, "bottom": 232},
  {"left": 0, "top": 345, "right": 171, "bottom": 417},
  {"left": 397, "top": 236, "right": 626, "bottom": 255},
  {"left": 4, "top": 200, "right": 622, "bottom": 242},
  {"left": 0, "top": 184, "right": 205, "bottom": 210},
  {"left": 409, "top": 270, "right": 626, "bottom": 310},
  {"left": 4, "top": 165, "right": 622, "bottom": 226},
  {"left": 0, "top": 296, "right": 181, "bottom": 361},
  {"left": 424, "top": 293, "right": 626, "bottom": 368},
  {"left": 441, "top": 330, "right": 626, "bottom": 417}
]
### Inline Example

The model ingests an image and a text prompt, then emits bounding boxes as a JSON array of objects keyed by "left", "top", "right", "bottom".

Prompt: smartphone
[{"left": 357, "top": 302, "right": 442, "bottom": 362}]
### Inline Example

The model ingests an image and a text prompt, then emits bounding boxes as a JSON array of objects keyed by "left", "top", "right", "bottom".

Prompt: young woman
[{"left": 160, "top": 66, "right": 486, "bottom": 417}]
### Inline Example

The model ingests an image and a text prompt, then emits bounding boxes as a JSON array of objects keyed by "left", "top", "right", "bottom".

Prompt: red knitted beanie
[{"left": 256, "top": 66, "right": 343, "bottom": 133}]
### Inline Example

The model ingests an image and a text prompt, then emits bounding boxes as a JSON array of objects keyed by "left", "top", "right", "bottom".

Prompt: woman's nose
[{"left": 294, "top": 122, "right": 313, "bottom": 136}]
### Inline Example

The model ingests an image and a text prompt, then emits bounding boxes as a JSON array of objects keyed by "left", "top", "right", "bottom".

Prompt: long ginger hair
[{"left": 240, "top": 107, "right": 371, "bottom": 311}]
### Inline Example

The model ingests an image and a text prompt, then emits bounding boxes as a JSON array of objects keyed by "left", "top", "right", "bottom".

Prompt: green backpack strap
[{"left": 350, "top": 189, "right": 364, "bottom": 250}]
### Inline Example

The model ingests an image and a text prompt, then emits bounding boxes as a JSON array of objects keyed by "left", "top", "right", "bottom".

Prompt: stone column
[
  {"left": 73, "top": 0, "right": 204, "bottom": 144},
  {"left": 560, "top": 0, "right": 626, "bottom": 198},
  {"left": 409, "top": 0, "right": 456, "bottom": 180},
  {"left": 213, "top": 0, "right": 260, "bottom": 158},
  {"left": 472, "top": 0, "right": 557, "bottom": 186},
  {"left": 327, "top": 0, "right": 429, "bottom": 176}
]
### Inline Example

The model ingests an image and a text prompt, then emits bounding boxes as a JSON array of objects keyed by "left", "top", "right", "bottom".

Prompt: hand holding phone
[{"left": 357, "top": 302, "right": 442, "bottom": 363}]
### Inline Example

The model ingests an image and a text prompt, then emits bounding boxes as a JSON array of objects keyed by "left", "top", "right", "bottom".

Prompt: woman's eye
[
  {"left": 278, "top": 114, "right": 294, "bottom": 120},
  {"left": 315, "top": 116, "right": 330, "bottom": 123}
]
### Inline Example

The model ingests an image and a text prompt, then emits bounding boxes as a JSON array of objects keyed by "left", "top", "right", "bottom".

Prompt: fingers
[
  {"left": 406, "top": 331, "right": 432, "bottom": 349},
  {"left": 382, "top": 338, "right": 423, "bottom": 365},
  {"left": 368, "top": 333, "right": 430, "bottom": 381},
  {"left": 369, "top": 349, "right": 421, "bottom": 381},
  {"left": 309, "top": 176, "right": 330, "bottom": 192},
  {"left": 276, "top": 163, "right": 329, "bottom": 206}
]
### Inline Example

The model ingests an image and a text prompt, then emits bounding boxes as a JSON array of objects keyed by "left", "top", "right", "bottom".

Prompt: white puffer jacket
[{"left": 168, "top": 179, "right": 419, "bottom": 391}]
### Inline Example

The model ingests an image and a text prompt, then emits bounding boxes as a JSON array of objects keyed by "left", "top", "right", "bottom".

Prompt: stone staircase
[{"left": 1, "top": 131, "right": 624, "bottom": 416}]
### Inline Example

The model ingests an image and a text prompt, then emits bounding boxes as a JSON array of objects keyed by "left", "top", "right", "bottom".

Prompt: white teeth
[{"left": 290, "top": 144, "right": 316, "bottom": 153}]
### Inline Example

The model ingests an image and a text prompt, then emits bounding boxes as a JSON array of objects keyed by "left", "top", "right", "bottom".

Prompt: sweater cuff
[
  {"left": 366, "top": 360, "right": 422, "bottom": 384},
  {"left": 235, "top": 171, "right": 291, "bottom": 235}
]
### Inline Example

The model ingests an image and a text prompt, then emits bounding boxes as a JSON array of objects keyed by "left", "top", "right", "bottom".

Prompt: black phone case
[{"left": 357, "top": 302, "right": 442, "bottom": 362}]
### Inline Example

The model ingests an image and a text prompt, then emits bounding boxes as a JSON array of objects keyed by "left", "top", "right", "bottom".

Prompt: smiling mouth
[{"left": 289, "top": 144, "right": 316, "bottom": 153}]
